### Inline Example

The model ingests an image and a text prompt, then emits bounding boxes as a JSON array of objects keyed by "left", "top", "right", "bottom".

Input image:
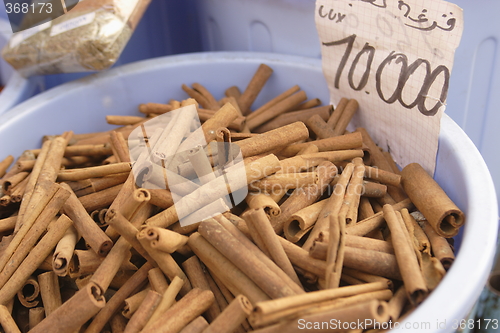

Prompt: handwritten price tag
[{"left": 315, "top": 0, "right": 463, "bottom": 174}]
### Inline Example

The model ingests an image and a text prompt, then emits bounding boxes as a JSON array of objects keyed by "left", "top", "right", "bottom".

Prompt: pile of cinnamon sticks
[{"left": 0, "top": 63, "right": 463, "bottom": 333}]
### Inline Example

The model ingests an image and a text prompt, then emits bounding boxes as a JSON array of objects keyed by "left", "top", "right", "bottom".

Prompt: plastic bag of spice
[{"left": 1, "top": 0, "right": 151, "bottom": 77}]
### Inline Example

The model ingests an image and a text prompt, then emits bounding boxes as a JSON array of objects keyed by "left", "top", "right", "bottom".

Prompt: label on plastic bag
[
  {"left": 315, "top": 0, "right": 463, "bottom": 174},
  {"left": 9, "top": 21, "right": 51, "bottom": 48},
  {"left": 50, "top": 11, "right": 95, "bottom": 36}
]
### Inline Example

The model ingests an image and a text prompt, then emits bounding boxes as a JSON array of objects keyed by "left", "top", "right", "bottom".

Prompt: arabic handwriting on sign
[
  {"left": 397, "top": 0, "right": 456, "bottom": 32},
  {"left": 318, "top": 5, "right": 346, "bottom": 23},
  {"left": 360, "top": 0, "right": 387, "bottom": 9}
]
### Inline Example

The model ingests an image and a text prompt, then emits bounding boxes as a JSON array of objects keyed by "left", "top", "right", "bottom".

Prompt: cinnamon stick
[
  {"left": 297, "top": 98, "right": 322, "bottom": 109},
  {"left": 9, "top": 177, "right": 28, "bottom": 203},
  {"left": 139, "top": 103, "right": 173, "bottom": 115},
  {"left": 327, "top": 98, "right": 349, "bottom": 128},
  {"left": 29, "top": 281, "right": 105, "bottom": 333},
  {"left": 1, "top": 171, "right": 29, "bottom": 194},
  {"left": 69, "top": 249, "right": 136, "bottom": 279},
  {"left": 246, "top": 193, "right": 281, "bottom": 217},
  {"left": 0, "top": 304, "right": 21, "bottom": 333},
  {"left": 109, "top": 132, "right": 131, "bottom": 163},
  {"left": 85, "top": 262, "right": 153, "bottom": 333},
  {"left": 15, "top": 140, "right": 52, "bottom": 232},
  {"left": 0, "top": 185, "right": 70, "bottom": 289},
  {"left": 179, "top": 317, "right": 209, "bottom": 333},
  {"left": 182, "top": 256, "right": 221, "bottom": 322},
  {"left": 245, "top": 208, "right": 302, "bottom": 287},
  {"left": 214, "top": 214, "right": 304, "bottom": 295},
  {"left": 301, "top": 163, "right": 353, "bottom": 251},
  {"left": 383, "top": 204, "right": 428, "bottom": 304},
  {"left": 345, "top": 198, "right": 413, "bottom": 237},
  {"left": 325, "top": 213, "right": 345, "bottom": 288},
  {"left": 251, "top": 85, "right": 299, "bottom": 117},
  {"left": 284, "top": 199, "right": 327, "bottom": 243},
  {"left": 57, "top": 162, "right": 131, "bottom": 182},
  {"left": 199, "top": 219, "right": 297, "bottom": 299},
  {"left": 202, "top": 295, "right": 253, "bottom": 333},
  {"left": 0, "top": 182, "right": 61, "bottom": 273},
  {"left": 247, "top": 91, "right": 307, "bottom": 130},
  {"left": 147, "top": 268, "right": 168, "bottom": 295},
  {"left": 106, "top": 115, "right": 145, "bottom": 126},
  {"left": 137, "top": 230, "right": 191, "bottom": 296},
  {"left": 236, "top": 121, "right": 309, "bottom": 158},
  {"left": 254, "top": 105, "right": 331, "bottom": 133},
  {"left": 38, "top": 271, "right": 62, "bottom": 316},
  {"left": 122, "top": 288, "right": 150, "bottom": 319},
  {"left": 188, "top": 232, "right": 269, "bottom": 304},
  {"left": 192, "top": 83, "right": 220, "bottom": 110},
  {"left": 144, "top": 276, "right": 184, "bottom": 330},
  {"left": 343, "top": 246, "right": 401, "bottom": 280},
  {"left": 52, "top": 225, "right": 79, "bottom": 276},
  {"left": 78, "top": 184, "right": 123, "bottom": 212},
  {"left": 61, "top": 183, "right": 113, "bottom": 257},
  {"left": 249, "top": 172, "right": 318, "bottom": 192},
  {"left": 332, "top": 99, "right": 358, "bottom": 136},
  {"left": 141, "top": 288, "right": 215, "bottom": 333},
  {"left": 306, "top": 114, "right": 336, "bottom": 139},
  {"left": 401, "top": 163, "right": 464, "bottom": 237},
  {"left": 0, "top": 216, "right": 16, "bottom": 234},
  {"left": 422, "top": 221, "right": 455, "bottom": 270},
  {"left": 271, "top": 161, "right": 337, "bottom": 234},
  {"left": 251, "top": 299, "right": 389, "bottom": 333},
  {"left": 225, "top": 86, "right": 242, "bottom": 99},
  {"left": 251, "top": 289, "right": 391, "bottom": 328},
  {"left": 0, "top": 156, "right": 14, "bottom": 179},
  {"left": 146, "top": 154, "right": 281, "bottom": 228},
  {"left": 0, "top": 214, "right": 72, "bottom": 305},
  {"left": 28, "top": 307, "right": 45, "bottom": 330},
  {"left": 17, "top": 275, "right": 40, "bottom": 308},
  {"left": 238, "top": 64, "right": 274, "bottom": 115},
  {"left": 123, "top": 289, "right": 162, "bottom": 333},
  {"left": 314, "top": 235, "right": 394, "bottom": 259}
]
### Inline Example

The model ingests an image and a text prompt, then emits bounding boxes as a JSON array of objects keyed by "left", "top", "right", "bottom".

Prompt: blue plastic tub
[{"left": 0, "top": 52, "right": 497, "bottom": 332}]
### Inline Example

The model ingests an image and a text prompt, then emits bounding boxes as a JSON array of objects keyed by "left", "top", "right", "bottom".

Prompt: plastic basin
[{"left": 0, "top": 52, "right": 497, "bottom": 332}]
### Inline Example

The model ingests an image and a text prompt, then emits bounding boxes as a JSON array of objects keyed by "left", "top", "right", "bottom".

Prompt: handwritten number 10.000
[{"left": 323, "top": 34, "right": 449, "bottom": 116}]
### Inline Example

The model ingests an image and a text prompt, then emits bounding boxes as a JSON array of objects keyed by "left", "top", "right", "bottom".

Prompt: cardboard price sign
[{"left": 315, "top": 0, "right": 463, "bottom": 174}]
